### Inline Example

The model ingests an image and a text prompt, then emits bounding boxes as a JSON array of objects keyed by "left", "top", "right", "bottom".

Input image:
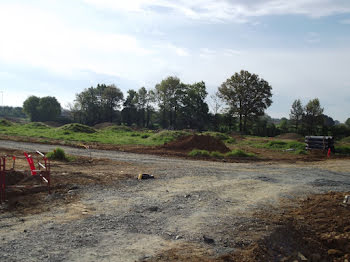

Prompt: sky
[{"left": 0, "top": 0, "right": 349, "bottom": 122}]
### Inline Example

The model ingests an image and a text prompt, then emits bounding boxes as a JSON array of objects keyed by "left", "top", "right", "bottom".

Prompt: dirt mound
[
  {"left": 230, "top": 191, "right": 350, "bottom": 262},
  {"left": 163, "top": 135, "right": 230, "bottom": 153},
  {"left": 59, "top": 123, "right": 96, "bottom": 133},
  {"left": 94, "top": 122, "right": 116, "bottom": 129},
  {"left": 0, "top": 119, "right": 14, "bottom": 126},
  {"left": 278, "top": 133, "right": 303, "bottom": 140}
]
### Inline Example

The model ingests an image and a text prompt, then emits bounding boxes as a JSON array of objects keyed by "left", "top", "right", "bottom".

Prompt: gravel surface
[{"left": 0, "top": 140, "right": 349, "bottom": 261}]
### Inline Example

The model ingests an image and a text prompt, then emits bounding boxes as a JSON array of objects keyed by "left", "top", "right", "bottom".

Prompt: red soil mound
[{"left": 163, "top": 135, "right": 230, "bottom": 153}]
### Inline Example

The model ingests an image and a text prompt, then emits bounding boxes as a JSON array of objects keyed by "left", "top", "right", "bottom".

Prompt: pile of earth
[
  {"left": 229, "top": 191, "right": 350, "bottom": 262},
  {"left": 162, "top": 135, "right": 230, "bottom": 153},
  {"left": 277, "top": 133, "right": 303, "bottom": 140}
]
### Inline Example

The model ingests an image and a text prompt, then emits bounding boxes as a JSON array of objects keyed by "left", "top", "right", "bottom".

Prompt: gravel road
[{"left": 0, "top": 140, "right": 349, "bottom": 261}]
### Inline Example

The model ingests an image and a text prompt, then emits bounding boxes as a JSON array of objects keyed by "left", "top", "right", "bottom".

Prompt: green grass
[
  {"left": 46, "top": 147, "right": 71, "bottom": 161},
  {"left": 202, "top": 131, "right": 236, "bottom": 144},
  {"left": 210, "top": 151, "right": 225, "bottom": 158},
  {"left": 335, "top": 146, "right": 350, "bottom": 155},
  {"left": 0, "top": 122, "right": 191, "bottom": 146},
  {"left": 225, "top": 149, "right": 256, "bottom": 158},
  {"left": 188, "top": 149, "right": 210, "bottom": 157}
]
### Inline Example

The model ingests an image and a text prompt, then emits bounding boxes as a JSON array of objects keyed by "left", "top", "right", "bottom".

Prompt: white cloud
[
  {"left": 0, "top": 4, "right": 150, "bottom": 77},
  {"left": 82, "top": 0, "right": 350, "bottom": 23}
]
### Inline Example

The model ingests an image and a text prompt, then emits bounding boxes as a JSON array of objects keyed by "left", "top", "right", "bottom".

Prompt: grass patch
[
  {"left": 202, "top": 131, "right": 236, "bottom": 144},
  {"left": 150, "top": 130, "right": 191, "bottom": 144},
  {"left": 226, "top": 149, "right": 255, "bottom": 158},
  {"left": 24, "top": 122, "right": 50, "bottom": 129},
  {"left": 210, "top": 151, "right": 225, "bottom": 158},
  {"left": 46, "top": 147, "right": 70, "bottom": 161},
  {"left": 188, "top": 149, "right": 210, "bottom": 157},
  {"left": 103, "top": 125, "right": 132, "bottom": 132}
]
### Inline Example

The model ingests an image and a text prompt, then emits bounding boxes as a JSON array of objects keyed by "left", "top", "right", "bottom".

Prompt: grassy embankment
[{"left": 0, "top": 119, "right": 349, "bottom": 156}]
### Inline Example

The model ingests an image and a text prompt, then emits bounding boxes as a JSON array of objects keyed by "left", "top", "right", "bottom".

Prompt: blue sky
[{"left": 0, "top": 0, "right": 349, "bottom": 121}]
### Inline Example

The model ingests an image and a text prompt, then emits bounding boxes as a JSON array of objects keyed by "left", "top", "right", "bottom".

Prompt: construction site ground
[{"left": 0, "top": 140, "right": 350, "bottom": 262}]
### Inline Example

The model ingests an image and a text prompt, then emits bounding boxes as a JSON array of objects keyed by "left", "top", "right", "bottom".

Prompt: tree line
[{"left": 14, "top": 69, "right": 350, "bottom": 137}]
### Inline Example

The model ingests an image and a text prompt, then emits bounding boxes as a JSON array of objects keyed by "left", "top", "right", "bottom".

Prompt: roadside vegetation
[{"left": 1, "top": 120, "right": 350, "bottom": 156}]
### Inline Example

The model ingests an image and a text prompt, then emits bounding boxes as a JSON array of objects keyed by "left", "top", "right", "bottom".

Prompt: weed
[
  {"left": 46, "top": 147, "right": 68, "bottom": 161},
  {"left": 210, "top": 151, "right": 224, "bottom": 158},
  {"left": 188, "top": 149, "right": 210, "bottom": 157},
  {"left": 226, "top": 149, "right": 255, "bottom": 158}
]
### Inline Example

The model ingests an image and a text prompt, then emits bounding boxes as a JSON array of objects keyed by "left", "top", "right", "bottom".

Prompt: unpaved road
[{"left": 0, "top": 140, "right": 350, "bottom": 261}]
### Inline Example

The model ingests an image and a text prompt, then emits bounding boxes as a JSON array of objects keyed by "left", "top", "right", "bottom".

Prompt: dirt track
[{"left": 0, "top": 141, "right": 350, "bottom": 261}]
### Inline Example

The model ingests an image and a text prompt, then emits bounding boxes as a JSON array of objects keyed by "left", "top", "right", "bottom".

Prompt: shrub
[
  {"left": 0, "top": 119, "right": 14, "bottom": 126},
  {"left": 46, "top": 147, "right": 68, "bottom": 161},
  {"left": 141, "top": 134, "right": 150, "bottom": 139},
  {"left": 336, "top": 146, "right": 350, "bottom": 155},
  {"left": 188, "top": 149, "right": 210, "bottom": 157},
  {"left": 226, "top": 149, "right": 255, "bottom": 158}
]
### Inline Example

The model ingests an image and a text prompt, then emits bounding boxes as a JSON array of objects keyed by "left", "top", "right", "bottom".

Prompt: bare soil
[{"left": 0, "top": 143, "right": 350, "bottom": 262}]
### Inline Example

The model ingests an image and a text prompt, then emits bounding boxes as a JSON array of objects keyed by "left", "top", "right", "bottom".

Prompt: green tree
[
  {"left": 23, "top": 96, "right": 61, "bottom": 122},
  {"left": 345, "top": 118, "right": 350, "bottom": 127},
  {"left": 37, "top": 96, "right": 61, "bottom": 121},
  {"left": 122, "top": 89, "right": 138, "bottom": 126},
  {"left": 101, "top": 84, "right": 124, "bottom": 122},
  {"left": 218, "top": 70, "right": 272, "bottom": 133},
  {"left": 23, "top": 96, "right": 40, "bottom": 121},
  {"left": 179, "top": 81, "right": 209, "bottom": 130},
  {"left": 278, "top": 117, "right": 289, "bottom": 133},
  {"left": 303, "top": 98, "right": 324, "bottom": 135},
  {"left": 289, "top": 99, "right": 304, "bottom": 133},
  {"left": 155, "top": 76, "right": 185, "bottom": 129},
  {"left": 74, "top": 84, "right": 123, "bottom": 125}
]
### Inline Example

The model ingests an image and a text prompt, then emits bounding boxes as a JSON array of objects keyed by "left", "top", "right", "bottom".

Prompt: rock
[
  {"left": 175, "top": 235, "right": 182, "bottom": 240},
  {"left": 184, "top": 194, "right": 191, "bottom": 198},
  {"left": 203, "top": 235, "right": 215, "bottom": 244},
  {"left": 328, "top": 249, "right": 342, "bottom": 256},
  {"left": 148, "top": 206, "right": 159, "bottom": 212},
  {"left": 68, "top": 185, "right": 79, "bottom": 190},
  {"left": 298, "top": 252, "right": 308, "bottom": 261}
]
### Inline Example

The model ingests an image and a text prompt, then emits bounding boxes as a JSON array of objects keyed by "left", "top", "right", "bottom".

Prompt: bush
[
  {"left": 46, "top": 147, "right": 68, "bottom": 161},
  {"left": 335, "top": 146, "right": 350, "bottom": 155},
  {"left": 188, "top": 149, "right": 210, "bottom": 157},
  {"left": 226, "top": 149, "right": 255, "bottom": 158},
  {"left": 210, "top": 151, "right": 224, "bottom": 158},
  {"left": 0, "top": 119, "right": 14, "bottom": 126}
]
